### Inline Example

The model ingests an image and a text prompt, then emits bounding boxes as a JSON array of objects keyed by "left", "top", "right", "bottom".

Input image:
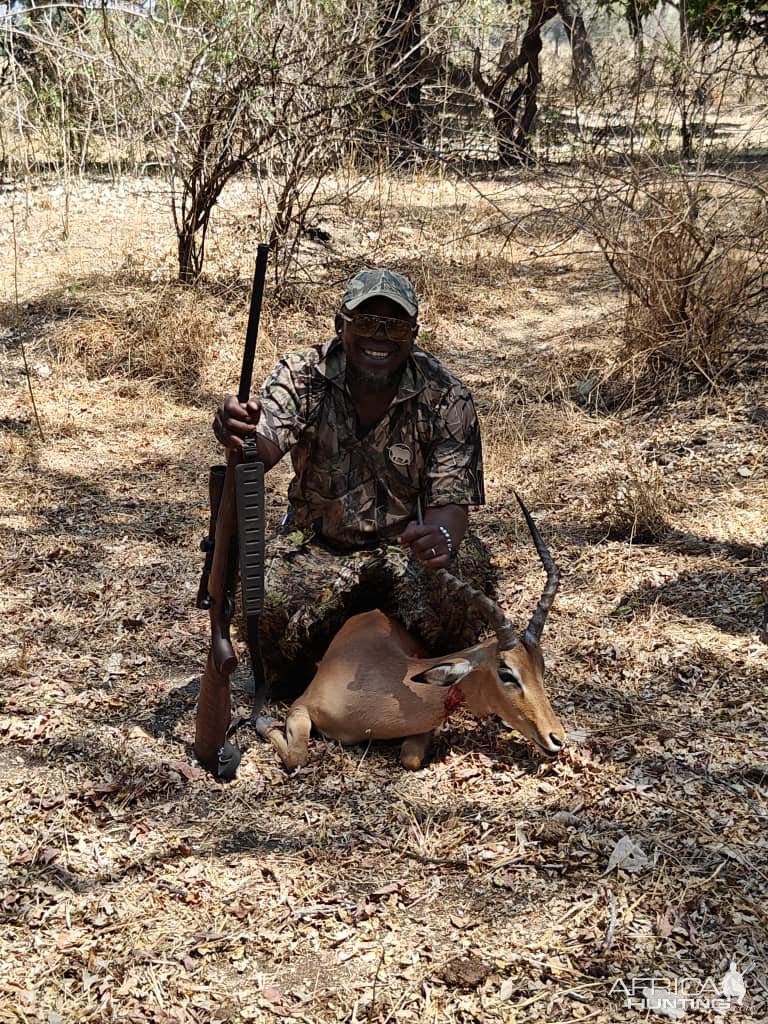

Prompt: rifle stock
[
  {"left": 194, "top": 244, "right": 270, "bottom": 779},
  {"left": 196, "top": 464, "right": 226, "bottom": 611},
  {"left": 194, "top": 449, "right": 239, "bottom": 773},
  {"left": 206, "top": 452, "right": 240, "bottom": 676}
]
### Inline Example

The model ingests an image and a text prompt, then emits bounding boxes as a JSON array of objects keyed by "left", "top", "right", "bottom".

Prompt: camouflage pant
[{"left": 257, "top": 529, "right": 496, "bottom": 699}]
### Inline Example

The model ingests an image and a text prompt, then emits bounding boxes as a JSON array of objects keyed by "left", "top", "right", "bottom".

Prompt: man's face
[{"left": 338, "top": 296, "right": 418, "bottom": 388}]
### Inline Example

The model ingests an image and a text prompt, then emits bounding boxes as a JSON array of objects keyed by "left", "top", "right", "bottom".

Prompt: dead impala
[{"left": 257, "top": 495, "right": 565, "bottom": 771}]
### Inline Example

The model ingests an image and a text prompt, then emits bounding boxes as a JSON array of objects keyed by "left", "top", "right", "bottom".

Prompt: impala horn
[
  {"left": 435, "top": 569, "right": 519, "bottom": 651},
  {"left": 514, "top": 492, "right": 559, "bottom": 644}
]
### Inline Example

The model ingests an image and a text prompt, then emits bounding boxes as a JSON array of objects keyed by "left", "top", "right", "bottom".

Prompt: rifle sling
[{"left": 225, "top": 615, "right": 268, "bottom": 740}]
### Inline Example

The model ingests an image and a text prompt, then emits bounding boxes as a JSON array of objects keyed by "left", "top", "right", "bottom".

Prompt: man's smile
[
  {"left": 360, "top": 346, "right": 395, "bottom": 361},
  {"left": 339, "top": 295, "right": 417, "bottom": 385}
]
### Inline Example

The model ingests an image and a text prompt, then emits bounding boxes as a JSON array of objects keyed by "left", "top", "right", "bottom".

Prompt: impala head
[
  {"left": 491, "top": 636, "right": 565, "bottom": 757},
  {"left": 429, "top": 493, "right": 565, "bottom": 758}
]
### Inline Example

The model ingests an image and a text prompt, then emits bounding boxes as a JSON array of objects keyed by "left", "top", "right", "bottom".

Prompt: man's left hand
[{"left": 398, "top": 522, "right": 451, "bottom": 569}]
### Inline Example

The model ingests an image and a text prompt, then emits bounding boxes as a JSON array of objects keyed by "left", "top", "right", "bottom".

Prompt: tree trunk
[
  {"left": 678, "top": 0, "right": 694, "bottom": 159},
  {"left": 556, "top": 0, "right": 596, "bottom": 92},
  {"left": 375, "top": 0, "right": 423, "bottom": 162},
  {"left": 175, "top": 179, "right": 218, "bottom": 283},
  {"left": 178, "top": 228, "right": 202, "bottom": 284},
  {"left": 471, "top": 0, "right": 555, "bottom": 165}
]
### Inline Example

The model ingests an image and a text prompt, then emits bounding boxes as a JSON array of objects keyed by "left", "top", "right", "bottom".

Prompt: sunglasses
[{"left": 341, "top": 312, "right": 416, "bottom": 343}]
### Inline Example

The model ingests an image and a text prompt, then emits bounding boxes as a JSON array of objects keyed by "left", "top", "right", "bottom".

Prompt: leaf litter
[{"left": 0, "top": 175, "right": 767, "bottom": 1022}]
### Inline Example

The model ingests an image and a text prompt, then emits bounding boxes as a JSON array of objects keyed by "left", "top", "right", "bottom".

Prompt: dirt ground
[{"left": 1, "top": 170, "right": 767, "bottom": 1024}]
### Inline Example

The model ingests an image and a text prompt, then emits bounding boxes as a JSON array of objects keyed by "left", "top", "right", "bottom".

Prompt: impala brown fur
[
  {"left": 256, "top": 495, "right": 566, "bottom": 772},
  {"left": 257, "top": 610, "right": 564, "bottom": 770}
]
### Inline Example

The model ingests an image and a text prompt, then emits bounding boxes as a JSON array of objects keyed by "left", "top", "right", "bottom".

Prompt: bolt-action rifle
[{"left": 194, "top": 243, "right": 270, "bottom": 780}]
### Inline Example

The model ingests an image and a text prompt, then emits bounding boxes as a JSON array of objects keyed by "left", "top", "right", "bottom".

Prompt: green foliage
[
  {"left": 599, "top": 0, "right": 768, "bottom": 42},
  {"left": 686, "top": 0, "right": 768, "bottom": 41}
]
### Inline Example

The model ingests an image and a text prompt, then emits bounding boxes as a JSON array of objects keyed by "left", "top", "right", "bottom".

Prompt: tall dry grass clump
[
  {"left": 594, "top": 458, "right": 671, "bottom": 542},
  {"left": 52, "top": 281, "right": 237, "bottom": 398},
  {"left": 583, "top": 172, "right": 768, "bottom": 400},
  {"left": 616, "top": 183, "right": 761, "bottom": 373}
]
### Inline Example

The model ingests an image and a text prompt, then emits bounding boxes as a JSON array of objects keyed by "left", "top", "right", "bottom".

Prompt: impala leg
[
  {"left": 284, "top": 705, "right": 313, "bottom": 772},
  {"left": 255, "top": 716, "right": 291, "bottom": 766},
  {"left": 256, "top": 706, "right": 312, "bottom": 772},
  {"left": 400, "top": 732, "right": 433, "bottom": 771}
]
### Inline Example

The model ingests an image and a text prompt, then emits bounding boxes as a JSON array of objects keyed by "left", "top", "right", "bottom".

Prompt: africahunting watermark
[{"left": 610, "top": 959, "right": 755, "bottom": 1015}]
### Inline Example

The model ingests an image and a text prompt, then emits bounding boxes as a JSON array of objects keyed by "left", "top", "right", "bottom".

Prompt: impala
[{"left": 257, "top": 495, "right": 565, "bottom": 770}]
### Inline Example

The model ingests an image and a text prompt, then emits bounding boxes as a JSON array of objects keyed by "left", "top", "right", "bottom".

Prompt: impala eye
[{"left": 498, "top": 666, "right": 522, "bottom": 688}]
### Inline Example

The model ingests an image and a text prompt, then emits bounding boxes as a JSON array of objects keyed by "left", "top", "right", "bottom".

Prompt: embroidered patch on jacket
[{"left": 387, "top": 443, "right": 413, "bottom": 467}]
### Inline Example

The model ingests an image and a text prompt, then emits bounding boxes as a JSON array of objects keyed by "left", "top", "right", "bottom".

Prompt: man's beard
[{"left": 346, "top": 360, "right": 404, "bottom": 393}]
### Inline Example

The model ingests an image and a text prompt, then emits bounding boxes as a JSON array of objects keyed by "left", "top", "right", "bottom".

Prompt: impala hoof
[{"left": 255, "top": 715, "right": 281, "bottom": 739}]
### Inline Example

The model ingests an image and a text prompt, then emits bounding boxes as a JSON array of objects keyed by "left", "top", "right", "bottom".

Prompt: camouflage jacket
[{"left": 257, "top": 338, "right": 485, "bottom": 549}]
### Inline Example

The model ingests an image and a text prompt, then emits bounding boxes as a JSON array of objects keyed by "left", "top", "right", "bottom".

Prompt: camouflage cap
[{"left": 341, "top": 269, "right": 418, "bottom": 318}]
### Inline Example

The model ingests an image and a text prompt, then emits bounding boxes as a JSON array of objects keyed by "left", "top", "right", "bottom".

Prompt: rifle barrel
[{"left": 238, "top": 243, "right": 271, "bottom": 405}]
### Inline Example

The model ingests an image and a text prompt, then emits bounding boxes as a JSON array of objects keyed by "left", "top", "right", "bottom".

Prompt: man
[{"left": 214, "top": 269, "right": 493, "bottom": 697}]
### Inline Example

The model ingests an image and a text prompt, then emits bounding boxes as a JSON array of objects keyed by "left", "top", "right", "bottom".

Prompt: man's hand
[
  {"left": 398, "top": 521, "right": 452, "bottom": 569},
  {"left": 213, "top": 395, "right": 262, "bottom": 450},
  {"left": 398, "top": 505, "right": 468, "bottom": 569}
]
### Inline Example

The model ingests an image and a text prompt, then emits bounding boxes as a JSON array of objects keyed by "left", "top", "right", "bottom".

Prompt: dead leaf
[
  {"left": 104, "top": 653, "right": 126, "bottom": 676},
  {"left": 605, "top": 836, "right": 651, "bottom": 874},
  {"left": 449, "top": 914, "right": 475, "bottom": 931},
  {"left": 499, "top": 978, "right": 516, "bottom": 1001},
  {"left": 369, "top": 880, "right": 404, "bottom": 900},
  {"left": 165, "top": 759, "right": 205, "bottom": 782},
  {"left": 55, "top": 931, "right": 81, "bottom": 950}
]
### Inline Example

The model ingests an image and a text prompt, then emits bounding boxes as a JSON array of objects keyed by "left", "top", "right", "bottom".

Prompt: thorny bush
[{"left": 589, "top": 172, "right": 768, "bottom": 394}]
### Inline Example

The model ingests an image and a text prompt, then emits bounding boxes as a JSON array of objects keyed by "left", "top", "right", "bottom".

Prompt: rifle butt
[{"left": 194, "top": 649, "right": 233, "bottom": 770}]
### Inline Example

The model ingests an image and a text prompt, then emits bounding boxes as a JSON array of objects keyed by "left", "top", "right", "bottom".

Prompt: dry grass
[
  {"left": 1, "top": 172, "right": 767, "bottom": 1024},
  {"left": 33, "top": 278, "right": 240, "bottom": 399},
  {"left": 583, "top": 176, "right": 768, "bottom": 403},
  {"left": 593, "top": 457, "right": 672, "bottom": 542}
]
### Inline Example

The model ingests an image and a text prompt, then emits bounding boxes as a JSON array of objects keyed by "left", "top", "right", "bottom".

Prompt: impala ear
[{"left": 411, "top": 659, "right": 473, "bottom": 686}]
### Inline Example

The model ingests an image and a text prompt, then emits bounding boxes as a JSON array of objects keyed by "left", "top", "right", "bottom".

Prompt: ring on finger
[{"left": 429, "top": 547, "right": 437, "bottom": 559}]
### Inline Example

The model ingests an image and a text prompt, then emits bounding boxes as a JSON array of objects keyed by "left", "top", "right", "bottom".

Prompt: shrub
[
  {"left": 586, "top": 172, "right": 768, "bottom": 399},
  {"left": 594, "top": 458, "right": 671, "bottom": 542}
]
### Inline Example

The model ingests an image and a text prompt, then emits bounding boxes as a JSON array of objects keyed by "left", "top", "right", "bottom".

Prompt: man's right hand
[{"left": 213, "top": 394, "right": 262, "bottom": 450}]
